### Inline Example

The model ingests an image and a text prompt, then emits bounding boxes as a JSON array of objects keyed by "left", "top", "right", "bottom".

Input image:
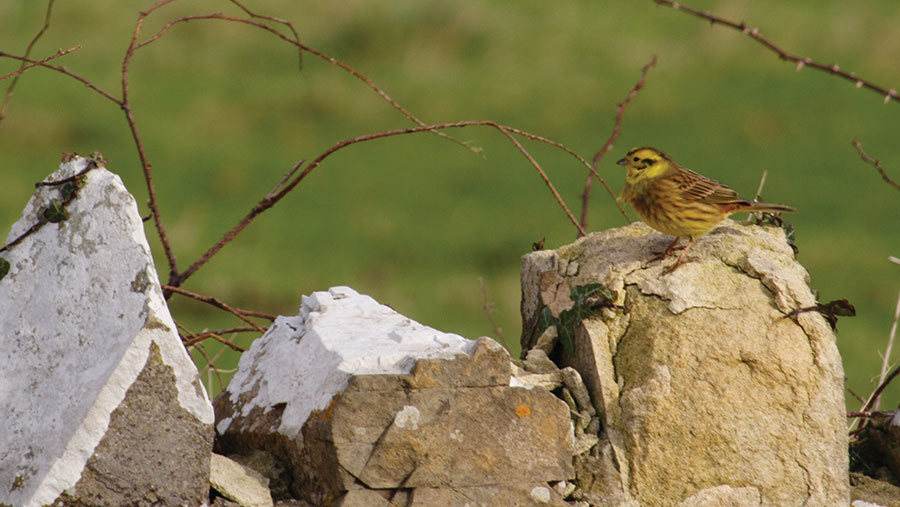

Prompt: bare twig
[
  {"left": 851, "top": 139, "right": 900, "bottom": 191},
  {"left": 845, "top": 384, "right": 866, "bottom": 405},
  {"left": 653, "top": 0, "right": 900, "bottom": 105},
  {"left": 0, "top": 46, "right": 80, "bottom": 83},
  {"left": 172, "top": 120, "right": 588, "bottom": 287},
  {"left": 266, "top": 158, "right": 305, "bottom": 200},
  {"left": 579, "top": 56, "right": 656, "bottom": 233},
  {"left": 478, "top": 277, "right": 507, "bottom": 349},
  {"left": 186, "top": 338, "right": 227, "bottom": 394},
  {"left": 0, "top": 51, "right": 120, "bottom": 104},
  {"left": 0, "top": 0, "right": 57, "bottom": 124},
  {"left": 754, "top": 170, "right": 768, "bottom": 201},
  {"left": 121, "top": 1, "right": 180, "bottom": 282},
  {"left": 182, "top": 327, "right": 257, "bottom": 348},
  {"left": 162, "top": 284, "right": 272, "bottom": 332},
  {"left": 846, "top": 411, "right": 884, "bottom": 419},
  {"left": 226, "top": 0, "right": 303, "bottom": 69},
  {"left": 852, "top": 362, "right": 900, "bottom": 432},
  {"left": 131, "top": 11, "right": 476, "bottom": 154},
  {"left": 873, "top": 290, "right": 900, "bottom": 410},
  {"left": 181, "top": 329, "right": 249, "bottom": 351}
]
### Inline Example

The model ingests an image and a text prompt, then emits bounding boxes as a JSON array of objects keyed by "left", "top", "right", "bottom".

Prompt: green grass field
[{"left": 2, "top": 0, "right": 899, "bottom": 408}]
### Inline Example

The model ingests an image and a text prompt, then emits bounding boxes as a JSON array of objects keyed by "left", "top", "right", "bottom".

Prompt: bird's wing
[{"left": 675, "top": 166, "right": 746, "bottom": 205}]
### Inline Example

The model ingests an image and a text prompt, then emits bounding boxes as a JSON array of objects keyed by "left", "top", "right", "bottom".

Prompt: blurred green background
[{"left": 1, "top": 0, "right": 898, "bottom": 407}]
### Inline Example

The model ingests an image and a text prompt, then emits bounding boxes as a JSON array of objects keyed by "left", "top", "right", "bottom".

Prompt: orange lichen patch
[{"left": 515, "top": 404, "right": 531, "bottom": 418}]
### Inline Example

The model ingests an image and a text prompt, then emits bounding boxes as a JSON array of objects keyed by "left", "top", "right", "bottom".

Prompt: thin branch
[
  {"left": 873, "top": 290, "right": 900, "bottom": 410},
  {"left": 845, "top": 384, "right": 866, "bottom": 405},
  {"left": 226, "top": 0, "right": 303, "bottom": 70},
  {"left": 121, "top": 1, "right": 180, "bottom": 282},
  {"left": 754, "top": 170, "right": 768, "bottom": 201},
  {"left": 851, "top": 139, "right": 900, "bottom": 191},
  {"left": 478, "top": 277, "right": 507, "bottom": 350},
  {"left": 162, "top": 284, "right": 272, "bottom": 332},
  {"left": 171, "top": 121, "right": 588, "bottom": 286},
  {"left": 182, "top": 326, "right": 257, "bottom": 348},
  {"left": 181, "top": 329, "right": 249, "bottom": 351},
  {"left": 653, "top": 0, "right": 900, "bottom": 105},
  {"left": 0, "top": 46, "right": 80, "bottom": 83},
  {"left": 0, "top": 51, "right": 120, "bottom": 104},
  {"left": 131, "top": 11, "right": 476, "bottom": 154},
  {"left": 186, "top": 337, "right": 227, "bottom": 393},
  {"left": 0, "top": 0, "right": 57, "bottom": 124},
  {"left": 579, "top": 56, "right": 656, "bottom": 233},
  {"left": 853, "top": 362, "right": 900, "bottom": 432}
]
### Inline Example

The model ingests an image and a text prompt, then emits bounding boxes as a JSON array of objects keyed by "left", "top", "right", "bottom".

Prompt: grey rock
[
  {"left": 210, "top": 453, "right": 274, "bottom": 507},
  {"left": 216, "top": 291, "right": 575, "bottom": 504},
  {"left": 0, "top": 157, "right": 213, "bottom": 507}
]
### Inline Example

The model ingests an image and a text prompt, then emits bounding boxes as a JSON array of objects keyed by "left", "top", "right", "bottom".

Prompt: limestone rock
[
  {"left": 520, "top": 220, "right": 848, "bottom": 505},
  {"left": 215, "top": 287, "right": 574, "bottom": 504},
  {"left": 0, "top": 157, "right": 214, "bottom": 506},
  {"left": 210, "top": 453, "right": 274, "bottom": 507},
  {"left": 850, "top": 473, "right": 900, "bottom": 507}
]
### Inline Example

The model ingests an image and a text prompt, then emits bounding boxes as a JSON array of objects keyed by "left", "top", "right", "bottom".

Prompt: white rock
[
  {"left": 0, "top": 157, "right": 213, "bottom": 506},
  {"left": 216, "top": 286, "right": 475, "bottom": 439}
]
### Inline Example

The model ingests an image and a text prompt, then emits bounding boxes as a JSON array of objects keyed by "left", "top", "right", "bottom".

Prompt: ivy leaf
[
  {"left": 0, "top": 258, "right": 10, "bottom": 281},
  {"left": 42, "top": 199, "right": 68, "bottom": 223}
]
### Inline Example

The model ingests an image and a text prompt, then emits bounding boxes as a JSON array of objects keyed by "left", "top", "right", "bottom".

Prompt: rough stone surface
[
  {"left": 216, "top": 287, "right": 574, "bottom": 504},
  {"left": 676, "top": 485, "right": 762, "bottom": 506},
  {"left": 0, "top": 157, "right": 214, "bottom": 506},
  {"left": 215, "top": 286, "right": 476, "bottom": 441},
  {"left": 850, "top": 474, "right": 900, "bottom": 507},
  {"left": 211, "top": 453, "right": 274, "bottom": 507},
  {"left": 520, "top": 220, "right": 848, "bottom": 506}
]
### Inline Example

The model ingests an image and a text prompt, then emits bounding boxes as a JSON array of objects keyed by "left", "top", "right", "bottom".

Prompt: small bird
[{"left": 617, "top": 147, "right": 795, "bottom": 272}]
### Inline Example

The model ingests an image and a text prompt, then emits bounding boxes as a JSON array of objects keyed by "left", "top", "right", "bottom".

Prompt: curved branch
[
  {"left": 170, "top": 121, "right": 587, "bottom": 286},
  {"left": 653, "top": 0, "right": 899, "bottom": 105}
]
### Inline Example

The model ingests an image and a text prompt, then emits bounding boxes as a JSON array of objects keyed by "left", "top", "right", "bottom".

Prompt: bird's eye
[{"left": 632, "top": 156, "right": 639, "bottom": 162}]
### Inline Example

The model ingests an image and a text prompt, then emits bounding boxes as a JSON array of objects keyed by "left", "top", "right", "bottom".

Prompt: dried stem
[
  {"left": 0, "top": 0, "right": 57, "bottom": 124},
  {"left": 852, "top": 359, "right": 900, "bottom": 433},
  {"left": 478, "top": 277, "right": 507, "bottom": 350},
  {"left": 0, "top": 46, "right": 80, "bottom": 83},
  {"left": 873, "top": 291, "right": 900, "bottom": 410},
  {"left": 653, "top": 0, "right": 899, "bottom": 105},
  {"left": 171, "top": 121, "right": 587, "bottom": 286},
  {"left": 851, "top": 139, "right": 900, "bottom": 191},
  {"left": 181, "top": 328, "right": 249, "bottom": 351},
  {"left": 131, "top": 11, "right": 475, "bottom": 154},
  {"left": 162, "top": 284, "right": 272, "bottom": 332},
  {"left": 122, "top": 1, "right": 180, "bottom": 282},
  {"left": 579, "top": 56, "right": 656, "bottom": 233}
]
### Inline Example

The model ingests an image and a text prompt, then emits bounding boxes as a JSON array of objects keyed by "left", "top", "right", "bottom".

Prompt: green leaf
[
  {"left": 43, "top": 199, "right": 68, "bottom": 223},
  {"left": 0, "top": 258, "right": 9, "bottom": 281}
]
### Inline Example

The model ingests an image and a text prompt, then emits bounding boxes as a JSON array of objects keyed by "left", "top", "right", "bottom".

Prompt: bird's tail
[{"left": 743, "top": 201, "right": 796, "bottom": 213}]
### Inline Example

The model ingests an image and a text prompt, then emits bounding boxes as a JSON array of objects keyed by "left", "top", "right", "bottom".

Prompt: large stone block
[
  {"left": 215, "top": 287, "right": 574, "bottom": 504},
  {"left": 521, "top": 220, "right": 849, "bottom": 505},
  {"left": 0, "top": 157, "right": 214, "bottom": 506}
]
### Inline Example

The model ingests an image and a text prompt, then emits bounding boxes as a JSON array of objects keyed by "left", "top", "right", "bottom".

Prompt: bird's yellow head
[{"left": 617, "top": 147, "right": 673, "bottom": 185}]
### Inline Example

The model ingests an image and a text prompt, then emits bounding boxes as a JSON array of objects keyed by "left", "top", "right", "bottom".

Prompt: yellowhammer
[{"left": 617, "top": 146, "right": 795, "bottom": 272}]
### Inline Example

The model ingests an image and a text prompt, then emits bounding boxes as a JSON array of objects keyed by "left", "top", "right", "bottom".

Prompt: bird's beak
[{"left": 616, "top": 157, "right": 627, "bottom": 166}]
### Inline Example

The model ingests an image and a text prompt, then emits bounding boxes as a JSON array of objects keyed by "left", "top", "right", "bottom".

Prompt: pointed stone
[{"left": 0, "top": 156, "right": 213, "bottom": 506}]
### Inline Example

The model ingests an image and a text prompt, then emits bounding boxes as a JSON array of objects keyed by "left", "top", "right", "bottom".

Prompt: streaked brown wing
[{"left": 673, "top": 165, "right": 745, "bottom": 205}]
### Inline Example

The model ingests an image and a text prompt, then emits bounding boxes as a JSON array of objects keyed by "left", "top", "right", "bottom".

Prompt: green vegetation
[{"left": 1, "top": 0, "right": 898, "bottom": 406}]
